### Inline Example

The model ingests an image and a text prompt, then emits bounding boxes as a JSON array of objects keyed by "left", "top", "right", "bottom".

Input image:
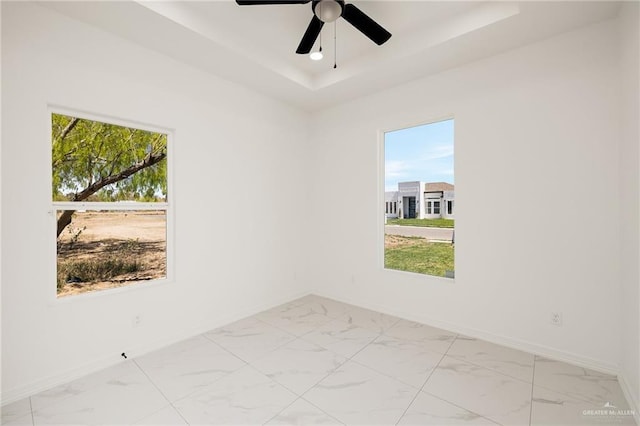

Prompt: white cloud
[
  {"left": 385, "top": 160, "right": 410, "bottom": 179},
  {"left": 420, "top": 143, "right": 454, "bottom": 161}
]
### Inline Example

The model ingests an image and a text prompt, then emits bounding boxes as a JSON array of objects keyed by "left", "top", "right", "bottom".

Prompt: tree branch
[
  {"left": 72, "top": 151, "right": 167, "bottom": 202},
  {"left": 57, "top": 117, "right": 80, "bottom": 143},
  {"left": 58, "top": 150, "right": 166, "bottom": 238}
]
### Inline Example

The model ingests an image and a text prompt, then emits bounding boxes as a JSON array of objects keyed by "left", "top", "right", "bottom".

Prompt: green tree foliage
[{"left": 52, "top": 113, "right": 167, "bottom": 236}]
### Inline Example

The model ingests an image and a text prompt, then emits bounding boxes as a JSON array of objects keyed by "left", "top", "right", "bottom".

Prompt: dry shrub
[{"left": 57, "top": 257, "right": 143, "bottom": 290}]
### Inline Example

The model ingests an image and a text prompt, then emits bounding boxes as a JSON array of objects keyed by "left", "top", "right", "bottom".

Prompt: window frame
[
  {"left": 49, "top": 106, "right": 175, "bottom": 302},
  {"left": 433, "top": 200, "right": 441, "bottom": 215},
  {"left": 379, "top": 115, "right": 455, "bottom": 281}
]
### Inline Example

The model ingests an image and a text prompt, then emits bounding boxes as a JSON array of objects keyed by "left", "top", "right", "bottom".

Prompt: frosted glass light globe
[{"left": 315, "top": 0, "right": 342, "bottom": 23}]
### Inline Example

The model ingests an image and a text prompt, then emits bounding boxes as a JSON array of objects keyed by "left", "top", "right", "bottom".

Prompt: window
[
  {"left": 386, "top": 201, "right": 398, "bottom": 216},
  {"left": 383, "top": 118, "right": 455, "bottom": 278},
  {"left": 52, "top": 111, "right": 170, "bottom": 298},
  {"left": 426, "top": 200, "right": 441, "bottom": 215}
]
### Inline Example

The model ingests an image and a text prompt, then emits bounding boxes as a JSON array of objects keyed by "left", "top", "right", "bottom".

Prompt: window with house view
[
  {"left": 52, "top": 112, "right": 169, "bottom": 298},
  {"left": 384, "top": 118, "right": 455, "bottom": 278}
]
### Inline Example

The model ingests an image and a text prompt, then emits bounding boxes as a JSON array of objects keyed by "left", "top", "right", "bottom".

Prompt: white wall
[
  {"left": 1, "top": 0, "right": 638, "bottom": 412},
  {"left": 308, "top": 19, "right": 625, "bottom": 372},
  {"left": 619, "top": 1, "right": 640, "bottom": 413},
  {"left": 0, "top": 2, "right": 308, "bottom": 403}
]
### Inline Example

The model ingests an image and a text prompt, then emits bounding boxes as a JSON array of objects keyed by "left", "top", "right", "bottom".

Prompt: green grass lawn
[
  {"left": 386, "top": 218, "right": 454, "bottom": 228},
  {"left": 385, "top": 234, "right": 454, "bottom": 277}
]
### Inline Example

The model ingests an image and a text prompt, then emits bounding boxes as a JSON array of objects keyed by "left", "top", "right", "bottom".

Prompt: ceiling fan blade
[
  {"left": 342, "top": 3, "right": 391, "bottom": 45},
  {"left": 236, "top": 0, "right": 310, "bottom": 5},
  {"left": 296, "top": 15, "right": 324, "bottom": 54}
]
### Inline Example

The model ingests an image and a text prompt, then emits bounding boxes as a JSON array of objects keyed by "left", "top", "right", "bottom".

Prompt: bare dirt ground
[
  {"left": 385, "top": 234, "right": 424, "bottom": 248},
  {"left": 57, "top": 211, "right": 166, "bottom": 298}
]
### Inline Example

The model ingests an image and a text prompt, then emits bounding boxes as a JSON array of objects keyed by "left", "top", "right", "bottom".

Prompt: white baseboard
[
  {"left": 123, "top": 289, "right": 309, "bottom": 361},
  {"left": 4, "top": 287, "right": 635, "bottom": 422},
  {"left": 313, "top": 290, "right": 621, "bottom": 376},
  {"left": 322, "top": 290, "right": 640, "bottom": 423},
  {"left": 618, "top": 373, "right": 640, "bottom": 425},
  {"left": 0, "top": 352, "right": 123, "bottom": 408},
  {"left": 0, "top": 290, "right": 307, "bottom": 407}
]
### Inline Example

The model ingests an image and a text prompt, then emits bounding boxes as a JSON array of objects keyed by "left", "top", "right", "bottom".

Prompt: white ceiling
[{"left": 43, "top": 1, "right": 621, "bottom": 111}]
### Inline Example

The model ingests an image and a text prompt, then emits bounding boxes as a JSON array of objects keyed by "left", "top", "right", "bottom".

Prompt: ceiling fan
[{"left": 235, "top": 0, "right": 392, "bottom": 55}]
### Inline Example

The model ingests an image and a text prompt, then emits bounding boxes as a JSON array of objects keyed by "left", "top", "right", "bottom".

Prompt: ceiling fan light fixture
[
  {"left": 310, "top": 51, "right": 324, "bottom": 60},
  {"left": 236, "top": 0, "right": 392, "bottom": 57},
  {"left": 314, "top": 0, "right": 342, "bottom": 23}
]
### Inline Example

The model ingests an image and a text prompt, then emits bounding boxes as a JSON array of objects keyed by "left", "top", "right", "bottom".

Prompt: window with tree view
[
  {"left": 52, "top": 112, "right": 169, "bottom": 298},
  {"left": 384, "top": 118, "right": 455, "bottom": 278}
]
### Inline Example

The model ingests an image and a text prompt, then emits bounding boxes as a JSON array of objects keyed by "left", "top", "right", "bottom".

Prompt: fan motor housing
[{"left": 312, "top": 0, "right": 345, "bottom": 23}]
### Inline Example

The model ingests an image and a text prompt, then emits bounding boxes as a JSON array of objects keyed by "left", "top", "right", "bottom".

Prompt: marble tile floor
[{"left": 2, "top": 295, "right": 636, "bottom": 426}]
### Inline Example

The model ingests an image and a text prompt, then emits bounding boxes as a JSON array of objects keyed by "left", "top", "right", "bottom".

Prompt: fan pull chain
[
  {"left": 319, "top": 28, "right": 322, "bottom": 53},
  {"left": 333, "top": 21, "right": 337, "bottom": 69}
]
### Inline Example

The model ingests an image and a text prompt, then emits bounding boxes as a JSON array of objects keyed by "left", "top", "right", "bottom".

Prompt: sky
[{"left": 384, "top": 118, "right": 454, "bottom": 192}]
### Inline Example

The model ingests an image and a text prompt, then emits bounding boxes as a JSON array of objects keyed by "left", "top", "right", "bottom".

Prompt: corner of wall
[{"left": 618, "top": 0, "right": 640, "bottom": 414}]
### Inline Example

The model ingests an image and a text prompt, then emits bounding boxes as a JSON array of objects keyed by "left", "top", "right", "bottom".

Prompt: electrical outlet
[
  {"left": 132, "top": 315, "right": 142, "bottom": 328},
  {"left": 551, "top": 312, "right": 563, "bottom": 326}
]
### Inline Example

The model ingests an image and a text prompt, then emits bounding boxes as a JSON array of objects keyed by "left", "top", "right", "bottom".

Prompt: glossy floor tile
[
  {"left": 32, "top": 365, "right": 168, "bottom": 425},
  {"left": 384, "top": 318, "right": 457, "bottom": 354},
  {"left": 302, "top": 317, "right": 379, "bottom": 358},
  {"left": 423, "top": 355, "right": 532, "bottom": 425},
  {"left": 135, "top": 335, "right": 246, "bottom": 402},
  {"left": 1, "top": 399, "right": 33, "bottom": 426},
  {"left": 446, "top": 335, "right": 535, "bottom": 383},
  {"left": 172, "top": 366, "right": 297, "bottom": 425},
  {"left": 251, "top": 339, "right": 347, "bottom": 394},
  {"left": 133, "top": 405, "right": 188, "bottom": 425},
  {"left": 338, "top": 305, "right": 401, "bottom": 333},
  {"left": 303, "top": 296, "right": 355, "bottom": 319},
  {"left": 256, "top": 303, "right": 334, "bottom": 336},
  {"left": 303, "top": 360, "right": 417, "bottom": 425},
  {"left": 398, "top": 391, "right": 499, "bottom": 425},
  {"left": 533, "top": 356, "right": 630, "bottom": 407},
  {"left": 204, "top": 316, "right": 295, "bottom": 362},
  {"left": 29, "top": 361, "right": 141, "bottom": 412},
  {"left": 530, "top": 386, "right": 636, "bottom": 426},
  {"left": 265, "top": 398, "right": 343, "bottom": 425},
  {"left": 351, "top": 334, "right": 443, "bottom": 388},
  {"left": 3, "top": 294, "right": 636, "bottom": 425}
]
